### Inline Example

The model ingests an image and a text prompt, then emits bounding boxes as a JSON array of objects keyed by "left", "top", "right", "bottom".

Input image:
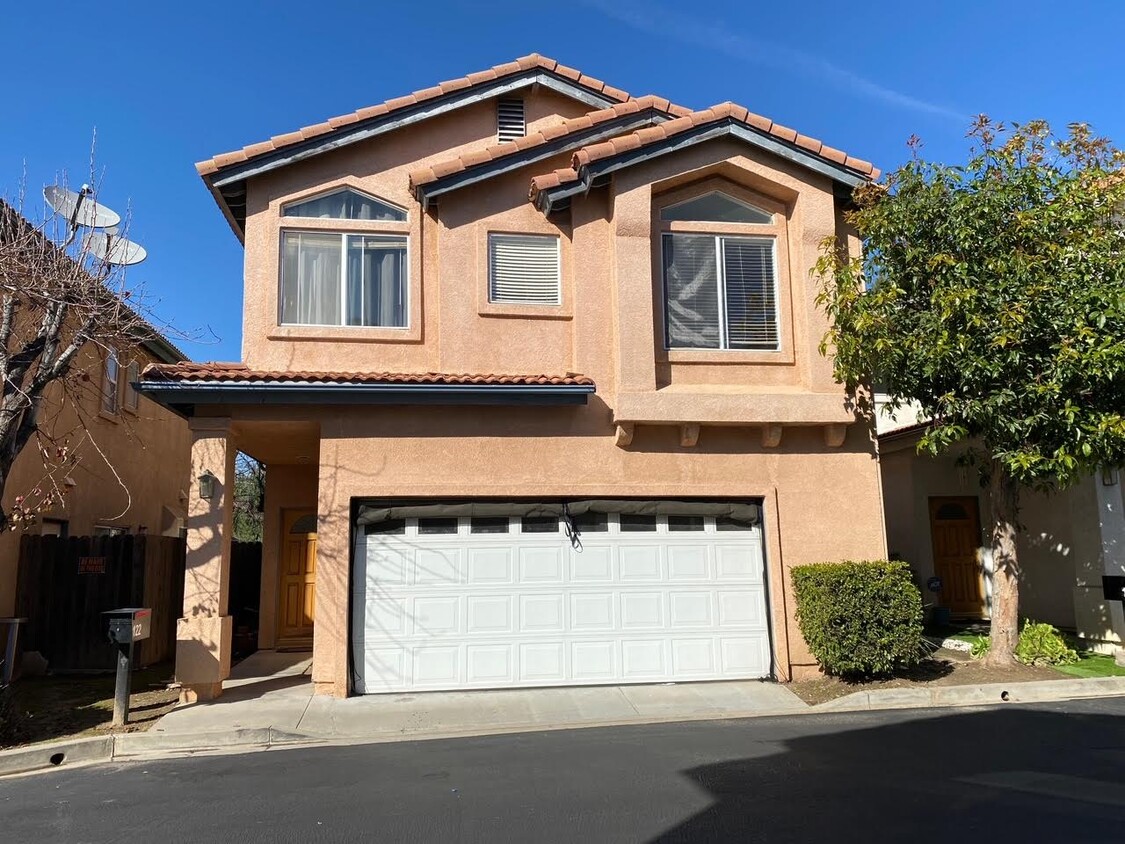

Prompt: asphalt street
[{"left": 3, "top": 697, "right": 1124, "bottom": 843}]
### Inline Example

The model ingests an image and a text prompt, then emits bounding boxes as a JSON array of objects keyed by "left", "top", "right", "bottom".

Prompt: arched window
[
  {"left": 660, "top": 191, "right": 773, "bottom": 224},
  {"left": 283, "top": 188, "right": 406, "bottom": 222}
]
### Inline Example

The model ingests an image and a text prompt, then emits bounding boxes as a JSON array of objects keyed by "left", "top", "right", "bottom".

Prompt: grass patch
[{"left": 1054, "top": 652, "right": 1125, "bottom": 679}]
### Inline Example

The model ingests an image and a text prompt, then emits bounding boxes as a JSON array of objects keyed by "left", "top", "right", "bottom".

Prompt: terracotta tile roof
[
  {"left": 142, "top": 362, "right": 594, "bottom": 387},
  {"left": 408, "top": 96, "right": 690, "bottom": 191},
  {"left": 529, "top": 101, "right": 879, "bottom": 201},
  {"left": 196, "top": 53, "right": 632, "bottom": 178}
]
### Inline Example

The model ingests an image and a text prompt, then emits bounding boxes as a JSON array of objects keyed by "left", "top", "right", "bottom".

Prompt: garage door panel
[
  {"left": 414, "top": 645, "right": 460, "bottom": 687},
  {"left": 519, "top": 546, "right": 565, "bottom": 583},
  {"left": 671, "top": 638, "right": 717, "bottom": 675},
  {"left": 467, "top": 644, "right": 514, "bottom": 684},
  {"left": 619, "top": 546, "right": 662, "bottom": 580},
  {"left": 519, "top": 594, "right": 564, "bottom": 632},
  {"left": 571, "top": 640, "right": 616, "bottom": 680},
  {"left": 667, "top": 546, "right": 710, "bottom": 580},
  {"left": 621, "top": 639, "right": 667, "bottom": 678},
  {"left": 415, "top": 547, "right": 460, "bottom": 585},
  {"left": 621, "top": 592, "right": 664, "bottom": 629},
  {"left": 468, "top": 548, "right": 513, "bottom": 584},
  {"left": 467, "top": 595, "right": 513, "bottom": 634},
  {"left": 571, "top": 592, "right": 615, "bottom": 631},
  {"left": 413, "top": 596, "right": 460, "bottom": 636},
  {"left": 571, "top": 546, "right": 613, "bottom": 581},
  {"left": 520, "top": 642, "right": 565, "bottom": 682},
  {"left": 354, "top": 506, "right": 771, "bottom": 693}
]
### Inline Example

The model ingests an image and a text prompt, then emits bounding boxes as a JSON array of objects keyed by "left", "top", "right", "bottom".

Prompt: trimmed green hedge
[{"left": 792, "top": 560, "right": 925, "bottom": 678}]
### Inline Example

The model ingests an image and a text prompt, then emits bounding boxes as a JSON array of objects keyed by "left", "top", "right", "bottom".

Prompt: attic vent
[{"left": 497, "top": 98, "right": 526, "bottom": 143}]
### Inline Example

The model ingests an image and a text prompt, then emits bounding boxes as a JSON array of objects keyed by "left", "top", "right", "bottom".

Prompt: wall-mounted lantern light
[
  {"left": 1102, "top": 466, "right": 1119, "bottom": 487},
  {"left": 198, "top": 469, "right": 218, "bottom": 500}
]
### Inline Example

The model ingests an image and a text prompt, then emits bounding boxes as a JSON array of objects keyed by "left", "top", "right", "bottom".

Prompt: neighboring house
[
  {"left": 142, "top": 53, "right": 890, "bottom": 702},
  {"left": 877, "top": 401, "right": 1125, "bottom": 656},
  {"left": 0, "top": 255, "right": 192, "bottom": 618}
]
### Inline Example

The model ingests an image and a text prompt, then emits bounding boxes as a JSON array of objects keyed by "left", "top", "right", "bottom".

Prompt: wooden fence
[{"left": 16, "top": 534, "right": 185, "bottom": 671}]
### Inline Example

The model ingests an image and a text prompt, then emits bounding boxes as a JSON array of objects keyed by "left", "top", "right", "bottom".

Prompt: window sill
[
  {"left": 99, "top": 409, "right": 119, "bottom": 424},
  {"left": 478, "top": 302, "right": 572, "bottom": 320},
  {"left": 269, "top": 324, "right": 423, "bottom": 344},
  {"left": 662, "top": 348, "right": 795, "bottom": 365}
]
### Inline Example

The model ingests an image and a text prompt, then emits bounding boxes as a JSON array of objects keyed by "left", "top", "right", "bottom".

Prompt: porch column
[
  {"left": 1096, "top": 472, "right": 1125, "bottom": 662},
  {"left": 1072, "top": 472, "right": 1125, "bottom": 661},
  {"left": 176, "top": 417, "right": 236, "bottom": 703}
]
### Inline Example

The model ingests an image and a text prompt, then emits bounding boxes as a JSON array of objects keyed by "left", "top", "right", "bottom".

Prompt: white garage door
[{"left": 351, "top": 505, "right": 771, "bottom": 694}]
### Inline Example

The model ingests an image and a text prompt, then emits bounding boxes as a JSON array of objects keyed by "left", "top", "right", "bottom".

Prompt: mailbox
[
  {"left": 102, "top": 608, "right": 152, "bottom": 727},
  {"left": 104, "top": 608, "right": 152, "bottom": 644},
  {"left": 1102, "top": 576, "right": 1125, "bottom": 603}
]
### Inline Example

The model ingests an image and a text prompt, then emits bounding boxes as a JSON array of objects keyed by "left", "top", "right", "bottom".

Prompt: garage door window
[
  {"left": 365, "top": 519, "right": 405, "bottom": 535},
  {"left": 521, "top": 516, "right": 559, "bottom": 533},
  {"left": 418, "top": 518, "right": 458, "bottom": 535},
  {"left": 620, "top": 514, "right": 657, "bottom": 532},
  {"left": 668, "top": 515, "right": 706, "bottom": 531},
  {"left": 471, "top": 517, "right": 510, "bottom": 534}
]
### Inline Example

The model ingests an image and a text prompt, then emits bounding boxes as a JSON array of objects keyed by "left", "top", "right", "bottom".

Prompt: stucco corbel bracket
[
  {"left": 680, "top": 424, "right": 701, "bottom": 448},
  {"left": 761, "top": 423, "right": 783, "bottom": 448},
  {"left": 823, "top": 423, "right": 848, "bottom": 448},
  {"left": 615, "top": 423, "right": 635, "bottom": 448}
]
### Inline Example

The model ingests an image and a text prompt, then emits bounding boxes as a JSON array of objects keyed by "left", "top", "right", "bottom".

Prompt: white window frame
[
  {"left": 487, "top": 233, "right": 562, "bottom": 306},
  {"left": 123, "top": 360, "right": 140, "bottom": 412},
  {"left": 278, "top": 230, "right": 411, "bottom": 329},
  {"left": 661, "top": 232, "right": 781, "bottom": 352}
]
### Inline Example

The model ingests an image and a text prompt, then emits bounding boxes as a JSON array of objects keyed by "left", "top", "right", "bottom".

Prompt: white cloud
[{"left": 579, "top": 0, "right": 965, "bottom": 122}]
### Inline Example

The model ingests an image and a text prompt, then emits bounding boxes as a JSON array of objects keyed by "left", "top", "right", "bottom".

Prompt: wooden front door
[
  {"left": 279, "top": 509, "right": 317, "bottom": 639},
  {"left": 928, "top": 497, "right": 986, "bottom": 617}
]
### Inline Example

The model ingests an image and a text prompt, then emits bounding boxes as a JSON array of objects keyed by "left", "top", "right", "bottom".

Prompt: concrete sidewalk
[{"left": 152, "top": 651, "right": 809, "bottom": 742}]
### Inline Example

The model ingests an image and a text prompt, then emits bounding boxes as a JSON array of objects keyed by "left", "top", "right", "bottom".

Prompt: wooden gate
[{"left": 15, "top": 534, "right": 186, "bottom": 670}]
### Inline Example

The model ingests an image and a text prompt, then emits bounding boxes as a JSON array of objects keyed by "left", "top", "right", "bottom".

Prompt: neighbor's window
[
  {"left": 280, "top": 232, "right": 408, "bottom": 328},
  {"left": 282, "top": 188, "right": 407, "bottom": 222},
  {"left": 102, "top": 348, "right": 120, "bottom": 413},
  {"left": 488, "top": 233, "right": 561, "bottom": 305},
  {"left": 123, "top": 360, "right": 140, "bottom": 411},
  {"left": 93, "top": 524, "right": 127, "bottom": 537},
  {"left": 660, "top": 190, "right": 780, "bottom": 351}
]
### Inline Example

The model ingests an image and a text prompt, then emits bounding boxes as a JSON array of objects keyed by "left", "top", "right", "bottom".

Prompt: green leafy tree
[{"left": 816, "top": 118, "right": 1125, "bottom": 665}]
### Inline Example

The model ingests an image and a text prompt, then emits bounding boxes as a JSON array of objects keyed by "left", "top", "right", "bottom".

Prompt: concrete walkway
[{"left": 153, "top": 650, "right": 808, "bottom": 741}]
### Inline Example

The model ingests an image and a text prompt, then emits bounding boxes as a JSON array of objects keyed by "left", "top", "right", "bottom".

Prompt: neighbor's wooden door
[
  {"left": 928, "top": 497, "right": 986, "bottom": 617},
  {"left": 279, "top": 509, "right": 317, "bottom": 639}
]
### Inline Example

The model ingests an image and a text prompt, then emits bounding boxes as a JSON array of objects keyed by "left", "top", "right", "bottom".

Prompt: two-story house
[{"left": 142, "top": 54, "right": 888, "bottom": 702}]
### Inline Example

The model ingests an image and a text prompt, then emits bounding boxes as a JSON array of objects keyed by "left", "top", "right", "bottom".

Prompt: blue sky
[{"left": 5, "top": 0, "right": 1122, "bottom": 362}]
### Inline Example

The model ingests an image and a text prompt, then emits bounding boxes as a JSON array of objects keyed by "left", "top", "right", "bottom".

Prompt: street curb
[
  {"left": 4, "top": 676, "right": 1124, "bottom": 775},
  {"left": 813, "top": 675, "right": 1125, "bottom": 712},
  {"left": 0, "top": 735, "right": 114, "bottom": 778}
]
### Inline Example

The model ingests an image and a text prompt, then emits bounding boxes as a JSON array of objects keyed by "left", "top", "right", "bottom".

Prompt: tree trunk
[{"left": 985, "top": 461, "right": 1021, "bottom": 666}]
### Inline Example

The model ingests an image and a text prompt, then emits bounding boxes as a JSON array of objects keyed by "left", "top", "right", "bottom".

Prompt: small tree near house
[
  {"left": 816, "top": 118, "right": 1125, "bottom": 666},
  {"left": 0, "top": 185, "right": 164, "bottom": 532}
]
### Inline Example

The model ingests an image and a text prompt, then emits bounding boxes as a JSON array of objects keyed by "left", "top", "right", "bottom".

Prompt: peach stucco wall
[
  {"left": 0, "top": 343, "right": 190, "bottom": 617},
  {"left": 221, "top": 88, "right": 888, "bottom": 695}
]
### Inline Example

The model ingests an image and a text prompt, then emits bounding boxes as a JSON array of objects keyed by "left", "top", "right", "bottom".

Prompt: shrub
[
  {"left": 1015, "top": 621, "right": 1079, "bottom": 666},
  {"left": 792, "top": 560, "right": 925, "bottom": 678}
]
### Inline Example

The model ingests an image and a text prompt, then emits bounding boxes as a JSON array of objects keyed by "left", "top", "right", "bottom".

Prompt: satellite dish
[
  {"left": 43, "top": 185, "right": 121, "bottom": 229},
  {"left": 84, "top": 231, "right": 147, "bottom": 266}
]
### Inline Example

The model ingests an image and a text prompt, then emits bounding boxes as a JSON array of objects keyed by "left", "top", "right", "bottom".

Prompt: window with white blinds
[
  {"left": 488, "top": 234, "right": 561, "bottom": 305},
  {"left": 663, "top": 234, "right": 779, "bottom": 350},
  {"left": 497, "top": 99, "right": 526, "bottom": 143}
]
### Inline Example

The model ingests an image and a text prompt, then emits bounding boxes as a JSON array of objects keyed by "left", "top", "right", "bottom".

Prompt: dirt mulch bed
[
  {"left": 790, "top": 649, "right": 1068, "bottom": 706},
  {"left": 1, "top": 663, "right": 179, "bottom": 749}
]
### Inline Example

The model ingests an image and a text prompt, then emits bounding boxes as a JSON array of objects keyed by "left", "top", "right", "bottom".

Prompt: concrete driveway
[{"left": 154, "top": 650, "right": 807, "bottom": 742}]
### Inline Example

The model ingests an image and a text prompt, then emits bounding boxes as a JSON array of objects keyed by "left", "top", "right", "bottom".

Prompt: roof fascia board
[
  {"left": 419, "top": 112, "right": 669, "bottom": 205},
  {"left": 138, "top": 380, "right": 594, "bottom": 409},
  {"left": 210, "top": 71, "right": 620, "bottom": 190},
  {"left": 537, "top": 120, "right": 867, "bottom": 212}
]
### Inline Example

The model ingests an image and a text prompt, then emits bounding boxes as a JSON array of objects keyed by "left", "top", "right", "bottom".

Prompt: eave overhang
[
  {"left": 204, "top": 70, "right": 625, "bottom": 242},
  {"left": 534, "top": 119, "right": 870, "bottom": 214},
  {"left": 138, "top": 379, "right": 596, "bottom": 417}
]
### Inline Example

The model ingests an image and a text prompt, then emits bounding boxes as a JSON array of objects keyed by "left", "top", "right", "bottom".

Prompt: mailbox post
[{"left": 103, "top": 608, "right": 151, "bottom": 727}]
